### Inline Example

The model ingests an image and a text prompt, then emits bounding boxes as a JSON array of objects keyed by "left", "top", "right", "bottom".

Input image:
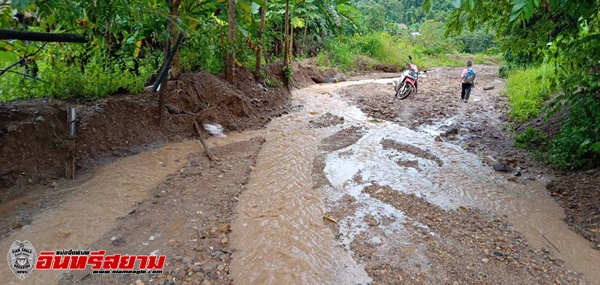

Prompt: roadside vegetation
[
  {"left": 449, "top": 0, "right": 600, "bottom": 169},
  {"left": 0, "top": 0, "right": 598, "bottom": 169}
]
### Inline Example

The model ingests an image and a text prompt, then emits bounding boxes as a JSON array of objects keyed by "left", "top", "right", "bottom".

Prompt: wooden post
[
  {"left": 159, "top": 26, "right": 171, "bottom": 127},
  {"left": 194, "top": 121, "right": 218, "bottom": 161}
]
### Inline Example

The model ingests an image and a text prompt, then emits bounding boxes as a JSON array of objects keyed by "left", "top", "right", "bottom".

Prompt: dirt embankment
[{"left": 0, "top": 64, "right": 296, "bottom": 195}]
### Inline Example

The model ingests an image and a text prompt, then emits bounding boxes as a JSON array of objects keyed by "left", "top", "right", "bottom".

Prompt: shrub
[
  {"left": 504, "top": 64, "right": 556, "bottom": 122},
  {"left": 514, "top": 127, "right": 548, "bottom": 150}
]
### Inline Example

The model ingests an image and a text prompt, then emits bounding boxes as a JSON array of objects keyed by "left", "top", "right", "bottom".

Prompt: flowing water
[
  {"left": 230, "top": 86, "right": 371, "bottom": 284},
  {"left": 0, "top": 131, "right": 264, "bottom": 285},
  {"left": 2, "top": 77, "right": 599, "bottom": 284},
  {"left": 231, "top": 79, "right": 600, "bottom": 284}
]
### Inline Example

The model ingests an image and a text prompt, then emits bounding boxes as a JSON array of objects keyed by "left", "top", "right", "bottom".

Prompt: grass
[
  {"left": 316, "top": 32, "right": 500, "bottom": 73},
  {"left": 504, "top": 64, "right": 556, "bottom": 123}
]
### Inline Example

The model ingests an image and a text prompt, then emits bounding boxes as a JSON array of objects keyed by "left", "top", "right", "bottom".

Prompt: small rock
[
  {"left": 217, "top": 264, "right": 224, "bottom": 271},
  {"left": 493, "top": 163, "right": 512, "bottom": 172},
  {"left": 165, "top": 104, "right": 183, "bottom": 114},
  {"left": 221, "top": 238, "right": 228, "bottom": 245},
  {"left": 33, "top": 116, "right": 45, "bottom": 122},
  {"left": 219, "top": 224, "right": 231, "bottom": 233},
  {"left": 481, "top": 258, "right": 489, "bottom": 263},
  {"left": 227, "top": 123, "right": 238, "bottom": 131},
  {"left": 203, "top": 281, "right": 211, "bottom": 285},
  {"left": 549, "top": 256, "right": 556, "bottom": 261},
  {"left": 192, "top": 265, "right": 202, "bottom": 272},
  {"left": 542, "top": 247, "right": 550, "bottom": 254},
  {"left": 111, "top": 237, "right": 125, "bottom": 247},
  {"left": 202, "top": 261, "right": 219, "bottom": 274},
  {"left": 434, "top": 136, "right": 442, "bottom": 142},
  {"left": 512, "top": 171, "right": 522, "bottom": 177},
  {"left": 182, "top": 257, "right": 193, "bottom": 264},
  {"left": 128, "top": 209, "right": 136, "bottom": 215}
]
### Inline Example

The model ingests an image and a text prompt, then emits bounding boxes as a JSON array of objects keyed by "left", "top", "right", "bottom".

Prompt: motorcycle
[{"left": 393, "top": 55, "right": 424, "bottom": 100}]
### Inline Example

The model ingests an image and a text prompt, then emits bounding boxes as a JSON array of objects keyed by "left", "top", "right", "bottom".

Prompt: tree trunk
[
  {"left": 283, "top": 0, "right": 290, "bottom": 68},
  {"left": 289, "top": 25, "right": 294, "bottom": 61},
  {"left": 255, "top": 0, "right": 267, "bottom": 80},
  {"left": 169, "top": 0, "right": 182, "bottom": 80},
  {"left": 159, "top": 29, "right": 171, "bottom": 127},
  {"left": 301, "top": 21, "right": 308, "bottom": 56},
  {"left": 226, "top": 0, "right": 236, "bottom": 83}
]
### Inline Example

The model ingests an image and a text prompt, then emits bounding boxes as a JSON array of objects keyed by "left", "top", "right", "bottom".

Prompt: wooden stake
[{"left": 194, "top": 121, "right": 218, "bottom": 161}]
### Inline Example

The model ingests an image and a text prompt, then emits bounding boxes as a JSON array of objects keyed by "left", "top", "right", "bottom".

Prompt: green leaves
[{"left": 0, "top": 51, "right": 18, "bottom": 63}]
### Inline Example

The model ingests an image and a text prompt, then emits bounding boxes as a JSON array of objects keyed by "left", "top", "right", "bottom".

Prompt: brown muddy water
[
  {"left": 231, "top": 79, "right": 600, "bottom": 284},
  {"left": 2, "top": 78, "right": 599, "bottom": 285},
  {"left": 0, "top": 131, "right": 264, "bottom": 285}
]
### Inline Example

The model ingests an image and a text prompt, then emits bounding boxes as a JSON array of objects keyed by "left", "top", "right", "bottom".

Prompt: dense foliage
[
  {"left": 437, "top": 0, "right": 600, "bottom": 168},
  {"left": 1, "top": 0, "right": 497, "bottom": 101},
  {"left": 6, "top": 0, "right": 595, "bottom": 169}
]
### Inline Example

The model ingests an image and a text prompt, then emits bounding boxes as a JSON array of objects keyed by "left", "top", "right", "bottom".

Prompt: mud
[
  {"left": 0, "top": 65, "right": 291, "bottom": 191},
  {"left": 57, "top": 137, "right": 265, "bottom": 285},
  {"left": 1, "top": 62, "right": 598, "bottom": 285}
]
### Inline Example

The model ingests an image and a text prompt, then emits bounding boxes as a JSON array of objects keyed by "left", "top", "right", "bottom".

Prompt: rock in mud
[
  {"left": 493, "top": 163, "right": 512, "bottom": 172},
  {"left": 165, "top": 104, "right": 183, "bottom": 114},
  {"left": 202, "top": 261, "right": 219, "bottom": 274},
  {"left": 110, "top": 236, "right": 125, "bottom": 247},
  {"left": 192, "top": 265, "right": 202, "bottom": 272},
  {"left": 309, "top": 112, "right": 344, "bottom": 128}
]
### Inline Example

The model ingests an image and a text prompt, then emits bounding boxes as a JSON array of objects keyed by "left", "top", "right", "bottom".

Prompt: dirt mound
[
  {"left": 308, "top": 112, "right": 344, "bottom": 128},
  {"left": 0, "top": 65, "right": 290, "bottom": 193},
  {"left": 292, "top": 59, "right": 346, "bottom": 88}
]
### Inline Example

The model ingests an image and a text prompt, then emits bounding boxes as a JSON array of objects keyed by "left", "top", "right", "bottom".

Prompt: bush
[
  {"left": 0, "top": 48, "right": 156, "bottom": 101},
  {"left": 315, "top": 31, "right": 473, "bottom": 72},
  {"left": 548, "top": 96, "right": 600, "bottom": 169},
  {"left": 514, "top": 127, "right": 548, "bottom": 150},
  {"left": 412, "top": 20, "right": 462, "bottom": 55},
  {"left": 504, "top": 64, "right": 556, "bottom": 122}
]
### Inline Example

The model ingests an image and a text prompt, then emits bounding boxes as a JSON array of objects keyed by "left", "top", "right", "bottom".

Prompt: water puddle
[{"left": 0, "top": 131, "right": 264, "bottom": 285}]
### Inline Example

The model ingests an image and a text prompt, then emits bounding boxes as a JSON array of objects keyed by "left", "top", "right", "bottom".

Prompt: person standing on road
[{"left": 460, "top": 61, "right": 476, "bottom": 102}]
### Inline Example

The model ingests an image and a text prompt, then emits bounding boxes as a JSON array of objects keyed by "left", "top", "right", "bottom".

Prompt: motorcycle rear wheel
[{"left": 395, "top": 83, "right": 414, "bottom": 100}]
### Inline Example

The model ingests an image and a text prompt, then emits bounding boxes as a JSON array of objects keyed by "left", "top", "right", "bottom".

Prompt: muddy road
[{"left": 1, "top": 66, "right": 599, "bottom": 285}]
